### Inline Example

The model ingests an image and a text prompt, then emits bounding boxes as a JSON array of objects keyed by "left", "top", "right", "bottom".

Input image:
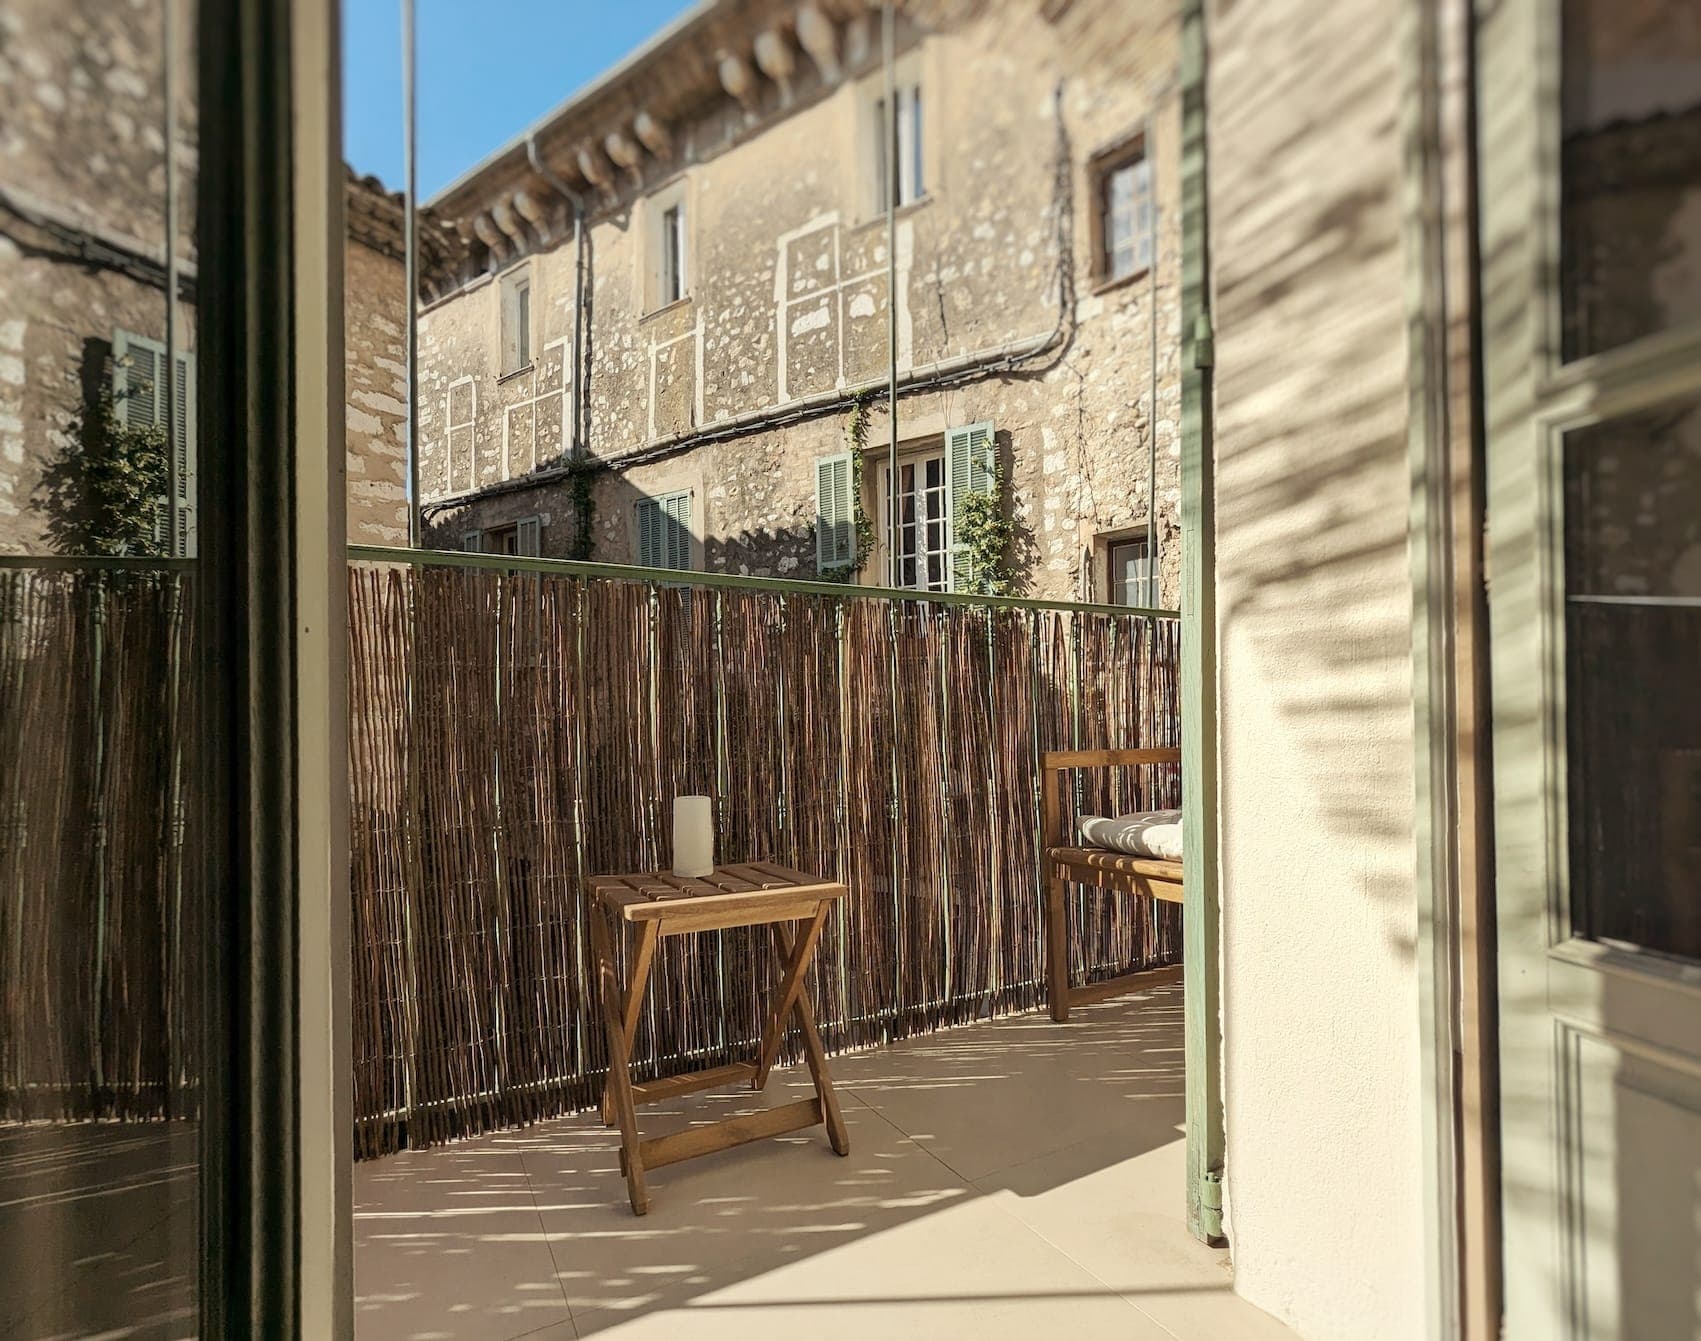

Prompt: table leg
[
  {"left": 770, "top": 922, "right": 850, "bottom": 1157},
  {"left": 598, "top": 918, "right": 659, "bottom": 1126},
  {"left": 591, "top": 904, "right": 649, "bottom": 1215},
  {"left": 752, "top": 903, "right": 830, "bottom": 1091}
]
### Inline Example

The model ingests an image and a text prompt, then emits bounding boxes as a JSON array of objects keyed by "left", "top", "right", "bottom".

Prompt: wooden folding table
[{"left": 586, "top": 862, "right": 849, "bottom": 1215}]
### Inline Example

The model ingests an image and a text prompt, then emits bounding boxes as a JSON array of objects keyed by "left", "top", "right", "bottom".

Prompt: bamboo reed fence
[
  {"left": 0, "top": 566, "right": 197, "bottom": 1122},
  {"left": 347, "top": 557, "right": 1181, "bottom": 1158},
  {"left": 0, "top": 556, "right": 1179, "bottom": 1152}
]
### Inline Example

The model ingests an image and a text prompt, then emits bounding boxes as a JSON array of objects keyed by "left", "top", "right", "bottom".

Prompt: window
[
  {"left": 112, "top": 328, "right": 196, "bottom": 556},
  {"left": 1092, "top": 140, "right": 1153, "bottom": 283},
  {"left": 874, "top": 83, "right": 925, "bottom": 211},
  {"left": 463, "top": 517, "right": 541, "bottom": 557},
  {"left": 646, "top": 183, "right": 690, "bottom": 311},
  {"left": 635, "top": 491, "right": 692, "bottom": 570},
  {"left": 881, "top": 454, "right": 950, "bottom": 591},
  {"left": 660, "top": 203, "right": 685, "bottom": 306},
  {"left": 500, "top": 267, "right": 532, "bottom": 375},
  {"left": 1107, "top": 534, "right": 1155, "bottom": 607}
]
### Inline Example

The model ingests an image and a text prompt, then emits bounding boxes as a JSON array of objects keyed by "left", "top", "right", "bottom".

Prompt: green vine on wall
[
  {"left": 566, "top": 461, "right": 596, "bottom": 561},
  {"left": 38, "top": 385, "right": 169, "bottom": 557},
  {"left": 956, "top": 461, "right": 1019, "bottom": 596},
  {"left": 821, "top": 390, "right": 879, "bottom": 584}
]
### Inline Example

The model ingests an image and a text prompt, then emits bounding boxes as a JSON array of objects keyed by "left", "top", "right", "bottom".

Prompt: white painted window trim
[
  {"left": 498, "top": 262, "right": 534, "bottom": 377},
  {"left": 446, "top": 375, "right": 478, "bottom": 493},
  {"left": 643, "top": 178, "right": 692, "bottom": 315},
  {"left": 858, "top": 50, "right": 928, "bottom": 223}
]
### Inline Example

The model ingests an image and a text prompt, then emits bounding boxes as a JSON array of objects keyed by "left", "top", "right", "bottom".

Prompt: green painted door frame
[{"left": 1177, "top": 0, "right": 1227, "bottom": 1249}]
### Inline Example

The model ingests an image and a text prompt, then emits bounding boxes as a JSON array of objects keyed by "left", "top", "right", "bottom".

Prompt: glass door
[{"left": 1479, "top": 0, "right": 1701, "bottom": 1336}]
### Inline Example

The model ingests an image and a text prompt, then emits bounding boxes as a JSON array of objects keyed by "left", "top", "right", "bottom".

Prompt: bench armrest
[{"left": 1040, "top": 748, "right": 1180, "bottom": 850}]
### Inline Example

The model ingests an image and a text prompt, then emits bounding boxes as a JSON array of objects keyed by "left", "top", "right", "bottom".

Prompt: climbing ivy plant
[
  {"left": 821, "top": 390, "right": 879, "bottom": 584},
  {"left": 39, "top": 386, "right": 169, "bottom": 557},
  {"left": 566, "top": 461, "right": 596, "bottom": 561},
  {"left": 955, "top": 462, "right": 1020, "bottom": 596}
]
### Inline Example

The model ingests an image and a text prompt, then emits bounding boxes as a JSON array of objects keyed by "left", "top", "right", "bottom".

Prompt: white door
[{"left": 1479, "top": 1, "right": 1701, "bottom": 1337}]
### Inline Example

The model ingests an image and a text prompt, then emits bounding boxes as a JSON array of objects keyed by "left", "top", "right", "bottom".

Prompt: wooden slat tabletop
[{"left": 588, "top": 864, "right": 845, "bottom": 922}]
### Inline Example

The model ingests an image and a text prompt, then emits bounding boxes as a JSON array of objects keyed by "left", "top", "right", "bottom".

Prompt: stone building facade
[
  {"left": 0, "top": 0, "right": 431, "bottom": 554},
  {"left": 417, "top": 0, "right": 1183, "bottom": 606}
]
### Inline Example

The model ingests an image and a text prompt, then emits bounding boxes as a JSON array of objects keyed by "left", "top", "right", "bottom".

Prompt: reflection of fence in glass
[
  {"left": 0, "top": 565, "right": 198, "bottom": 1122},
  {"left": 348, "top": 556, "right": 1181, "bottom": 1158}
]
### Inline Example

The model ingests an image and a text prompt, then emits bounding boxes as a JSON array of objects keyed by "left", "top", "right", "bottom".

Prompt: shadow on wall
[{"left": 32, "top": 338, "right": 172, "bottom": 558}]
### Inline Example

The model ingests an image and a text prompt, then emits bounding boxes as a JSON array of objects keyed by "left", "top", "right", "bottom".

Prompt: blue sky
[{"left": 342, "top": 0, "right": 699, "bottom": 200}]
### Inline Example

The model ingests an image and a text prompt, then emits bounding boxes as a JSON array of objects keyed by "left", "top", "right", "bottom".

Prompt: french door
[{"left": 1479, "top": 0, "right": 1701, "bottom": 1336}]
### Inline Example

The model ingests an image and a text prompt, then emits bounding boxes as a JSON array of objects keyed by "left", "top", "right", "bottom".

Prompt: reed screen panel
[{"left": 347, "top": 562, "right": 1180, "bottom": 1158}]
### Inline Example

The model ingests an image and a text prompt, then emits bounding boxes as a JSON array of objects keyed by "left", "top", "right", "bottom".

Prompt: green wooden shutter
[
  {"left": 172, "top": 352, "right": 197, "bottom": 557},
  {"left": 515, "top": 516, "right": 541, "bottom": 557},
  {"left": 635, "top": 498, "right": 661, "bottom": 567},
  {"left": 461, "top": 530, "right": 483, "bottom": 553},
  {"left": 662, "top": 492, "right": 692, "bottom": 570},
  {"left": 815, "top": 453, "right": 854, "bottom": 571},
  {"left": 637, "top": 492, "right": 692, "bottom": 570},
  {"left": 945, "top": 421, "right": 995, "bottom": 592},
  {"left": 112, "top": 329, "right": 164, "bottom": 429}
]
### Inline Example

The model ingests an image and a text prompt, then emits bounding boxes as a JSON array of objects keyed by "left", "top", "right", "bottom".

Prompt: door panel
[{"left": 1481, "top": 0, "right": 1701, "bottom": 1337}]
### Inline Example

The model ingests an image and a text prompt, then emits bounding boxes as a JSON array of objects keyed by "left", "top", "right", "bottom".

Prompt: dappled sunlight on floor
[{"left": 354, "top": 983, "right": 1298, "bottom": 1340}]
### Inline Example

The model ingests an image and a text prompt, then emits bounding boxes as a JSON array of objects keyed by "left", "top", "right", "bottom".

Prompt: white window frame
[
  {"left": 876, "top": 451, "right": 951, "bottom": 592},
  {"left": 864, "top": 54, "right": 927, "bottom": 219},
  {"left": 499, "top": 264, "right": 533, "bottom": 376},
  {"left": 645, "top": 179, "right": 691, "bottom": 313}
]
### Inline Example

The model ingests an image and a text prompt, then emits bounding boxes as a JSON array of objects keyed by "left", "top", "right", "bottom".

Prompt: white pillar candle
[{"left": 672, "top": 795, "right": 714, "bottom": 879}]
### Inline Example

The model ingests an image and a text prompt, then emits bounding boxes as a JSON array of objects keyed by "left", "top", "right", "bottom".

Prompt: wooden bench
[{"left": 1042, "top": 747, "right": 1184, "bottom": 1022}]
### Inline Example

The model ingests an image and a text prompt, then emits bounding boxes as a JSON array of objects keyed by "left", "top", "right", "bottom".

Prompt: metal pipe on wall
[
  {"left": 1147, "top": 194, "right": 1159, "bottom": 607},
  {"left": 403, "top": 0, "right": 420, "bottom": 547},
  {"left": 883, "top": 2, "right": 898, "bottom": 584}
]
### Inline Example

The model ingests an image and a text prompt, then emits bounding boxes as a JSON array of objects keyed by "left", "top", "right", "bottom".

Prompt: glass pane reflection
[
  {"left": 1560, "top": 0, "right": 1701, "bottom": 361},
  {"left": 1565, "top": 395, "right": 1701, "bottom": 961}
]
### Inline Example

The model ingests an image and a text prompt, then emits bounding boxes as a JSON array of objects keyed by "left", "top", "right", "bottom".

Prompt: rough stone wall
[
  {"left": 343, "top": 235, "right": 411, "bottom": 547},
  {"left": 1207, "top": 0, "right": 1425, "bottom": 1334},
  {"left": 1, "top": 1, "right": 410, "bottom": 553},
  {"left": 0, "top": 0, "right": 187, "bottom": 553},
  {"left": 421, "top": 0, "right": 1184, "bottom": 606}
]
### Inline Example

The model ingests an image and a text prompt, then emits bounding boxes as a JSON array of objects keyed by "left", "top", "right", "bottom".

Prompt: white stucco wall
[{"left": 1207, "top": 0, "right": 1426, "bottom": 1336}]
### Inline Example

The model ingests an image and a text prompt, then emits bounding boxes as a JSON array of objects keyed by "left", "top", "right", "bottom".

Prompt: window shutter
[
  {"left": 635, "top": 498, "right": 661, "bottom": 567},
  {"left": 172, "top": 352, "right": 197, "bottom": 556},
  {"left": 462, "top": 531, "right": 483, "bottom": 553},
  {"left": 945, "top": 422, "right": 995, "bottom": 592},
  {"left": 515, "top": 516, "right": 542, "bottom": 557},
  {"left": 815, "top": 453, "right": 854, "bottom": 571},
  {"left": 663, "top": 492, "right": 691, "bottom": 570},
  {"left": 112, "top": 329, "right": 165, "bottom": 430}
]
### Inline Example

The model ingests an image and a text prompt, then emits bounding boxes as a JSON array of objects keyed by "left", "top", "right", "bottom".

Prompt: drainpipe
[
  {"left": 403, "top": 0, "right": 420, "bottom": 546},
  {"left": 882, "top": 1, "right": 898, "bottom": 583},
  {"left": 526, "top": 134, "right": 587, "bottom": 459},
  {"left": 1147, "top": 194, "right": 1159, "bottom": 607}
]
